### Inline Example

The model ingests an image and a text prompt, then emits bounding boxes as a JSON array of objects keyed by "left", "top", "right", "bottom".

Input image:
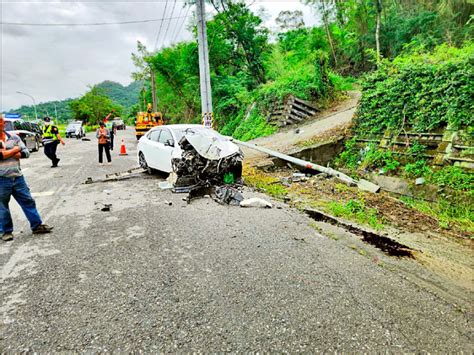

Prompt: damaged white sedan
[{"left": 137, "top": 124, "right": 243, "bottom": 187}]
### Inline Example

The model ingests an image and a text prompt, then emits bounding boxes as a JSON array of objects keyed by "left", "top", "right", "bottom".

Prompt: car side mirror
[{"left": 165, "top": 139, "right": 174, "bottom": 147}]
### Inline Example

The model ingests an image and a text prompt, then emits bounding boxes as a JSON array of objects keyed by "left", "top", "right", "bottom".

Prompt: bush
[{"left": 355, "top": 42, "right": 474, "bottom": 134}]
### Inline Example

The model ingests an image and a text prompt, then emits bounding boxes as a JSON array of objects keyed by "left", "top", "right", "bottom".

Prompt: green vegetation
[
  {"left": 95, "top": 81, "right": 142, "bottom": 111},
  {"left": 400, "top": 196, "right": 474, "bottom": 235},
  {"left": 69, "top": 87, "right": 124, "bottom": 125},
  {"left": 328, "top": 198, "right": 384, "bottom": 230},
  {"left": 243, "top": 166, "right": 288, "bottom": 199},
  {"left": 429, "top": 166, "right": 474, "bottom": 192},
  {"left": 355, "top": 42, "right": 474, "bottom": 134},
  {"left": 13, "top": 99, "right": 74, "bottom": 123}
]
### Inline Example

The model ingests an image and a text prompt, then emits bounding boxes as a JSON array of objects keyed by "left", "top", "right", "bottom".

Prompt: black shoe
[
  {"left": 32, "top": 224, "right": 54, "bottom": 234},
  {"left": 2, "top": 233, "right": 14, "bottom": 242},
  {"left": 51, "top": 158, "right": 60, "bottom": 167}
]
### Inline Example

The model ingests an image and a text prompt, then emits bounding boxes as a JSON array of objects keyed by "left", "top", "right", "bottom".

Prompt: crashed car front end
[{"left": 171, "top": 130, "right": 243, "bottom": 190}]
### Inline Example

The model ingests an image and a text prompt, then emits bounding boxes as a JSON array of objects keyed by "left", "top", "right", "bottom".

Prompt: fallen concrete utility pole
[{"left": 232, "top": 139, "right": 380, "bottom": 193}]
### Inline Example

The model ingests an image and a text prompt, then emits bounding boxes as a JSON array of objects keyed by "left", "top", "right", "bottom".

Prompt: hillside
[{"left": 95, "top": 80, "right": 142, "bottom": 109}]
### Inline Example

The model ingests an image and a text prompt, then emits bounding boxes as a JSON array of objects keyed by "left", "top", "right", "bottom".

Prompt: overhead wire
[
  {"left": 169, "top": 2, "right": 185, "bottom": 44},
  {"left": 172, "top": 4, "right": 191, "bottom": 44},
  {"left": 0, "top": 15, "right": 188, "bottom": 27},
  {"left": 160, "top": 0, "right": 178, "bottom": 49},
  {"left": 153, "top": 0, "right": 170, "bottom": 52}
]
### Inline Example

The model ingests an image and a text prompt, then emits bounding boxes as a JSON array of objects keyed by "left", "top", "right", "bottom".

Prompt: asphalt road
[{"left": 1, "top": 128, "right": 472, "bottom": 352}]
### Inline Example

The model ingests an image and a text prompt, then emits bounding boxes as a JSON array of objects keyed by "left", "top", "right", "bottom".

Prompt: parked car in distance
[
  {"left": 112, "top": 118, "right": 125, "bottom": 130},
  {"left": 137, "top": 124, "right": 240, "bottom": 174},
  {"left": 66, "top": 121, "right": 85, "bottom": 138},
  {"left": 4, "top": 118, "right": 41, "bottom": 152},
  {"left": 22, "top": 121, "right": 43, "bottom": 145}
]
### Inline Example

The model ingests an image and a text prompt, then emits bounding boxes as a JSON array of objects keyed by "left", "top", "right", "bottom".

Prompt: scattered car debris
[
  {"left": 415, "top": 177, "right": 426, "bottom": 185},
  {"left": 240, "top": 197, "right": 272, "bottom": 209},
  {"left": 163, "top": 200, "right": 173, "bottom": 206},
  {"left": 95, "top": 202, "right": 112, "bottom": 212},
  {"left": 158, "top": 181, "right": 174, "bottom": 190},
  {"left": 83, "top": 167, "right": 148, "bottom": 184},
  {"left": 213, "top": 186, "right": 244, "bottom": 206},
  {"left": 292, "top": 172, "right": 307, "bottom": 182}
]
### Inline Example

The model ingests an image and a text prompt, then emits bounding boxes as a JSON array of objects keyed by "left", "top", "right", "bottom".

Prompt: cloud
[{"left": 1, "top": 0, "right": 316, "bottom": 111}]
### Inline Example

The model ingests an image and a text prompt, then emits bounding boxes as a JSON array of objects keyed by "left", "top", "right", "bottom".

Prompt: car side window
[
  {"left": 158, "top": 129, "right": 173, "bottom": 145},
  {"left": 149, "top": 130, "right": 161, "bottom": 142}
]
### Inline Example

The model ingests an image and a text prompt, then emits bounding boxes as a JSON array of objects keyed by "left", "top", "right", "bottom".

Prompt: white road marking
[{"left": 31, "top": 191, "right": 55, "bottom": 197}]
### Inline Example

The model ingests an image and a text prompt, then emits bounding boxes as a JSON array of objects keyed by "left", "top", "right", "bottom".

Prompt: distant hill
[
  {"left": 95, "top": 80, "right": 142, "bottom": 109},
  {"left": 9, "top": 80, "right": 143, "bottom": 122},
  {"left": 13, "top": 99, "right": 75, "bottom": 122}
]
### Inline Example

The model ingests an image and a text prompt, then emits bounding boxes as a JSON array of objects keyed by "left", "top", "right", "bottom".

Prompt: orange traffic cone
[{"left": 119, "top": 139, "right": 128, "bottom": 156}]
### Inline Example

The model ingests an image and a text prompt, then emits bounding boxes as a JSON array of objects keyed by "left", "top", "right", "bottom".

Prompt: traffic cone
[{"left": 119, "top": 139, "right": 128, "bottom": 156}]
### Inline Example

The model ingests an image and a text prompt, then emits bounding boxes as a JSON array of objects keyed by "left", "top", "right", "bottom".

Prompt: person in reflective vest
[{"left": 42, "top": 117, "right": 65, "bottom": 168}]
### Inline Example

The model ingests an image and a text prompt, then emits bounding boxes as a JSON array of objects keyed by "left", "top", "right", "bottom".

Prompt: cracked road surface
[{"left": 1, "top": 129, "right": 471, "bottom": 352}]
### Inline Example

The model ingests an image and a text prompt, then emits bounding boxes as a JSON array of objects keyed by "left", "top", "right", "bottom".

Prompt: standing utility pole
[
  {"left": 151, "top": 69, "right": 158, "bottom": 112},
  {"left": 196, "top": 0, "right": 213, "bottom": 128}
]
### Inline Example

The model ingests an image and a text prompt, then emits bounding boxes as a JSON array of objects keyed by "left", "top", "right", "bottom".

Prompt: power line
[
  {"left": 160, "top": 0, "right": 178, "bottom": 49},
  {"left": 169, "top": 2, "right": 185, "bottom": 44},
  {"left": 0, "top": 15, "right": 188, "bottom": 27},
  {"left": 153, "top": 0, "right": 170, "bottom": 51},
  {"left": 172, "top": 5, "right": 191, "bottom": 44}
]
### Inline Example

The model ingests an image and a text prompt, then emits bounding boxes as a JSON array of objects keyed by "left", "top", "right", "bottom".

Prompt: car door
[
  {"left": 15, "top": 121, "right": 35, "bottom": 150},
  {"left": 156, "top": 128, "right": 175, "bottom": 172},
  {"left": 145, "top": 129, "right": 162, "bottom": 169}
]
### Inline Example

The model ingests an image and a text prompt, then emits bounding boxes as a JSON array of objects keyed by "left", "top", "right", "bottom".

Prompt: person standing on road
[
  {"left": 0, "top": 115, "right": 53, "bottom": 242},
  {"left": 96, "top": 122, "right": 111, "bottom": 165},
  {"left": 42, "top": 117, "right": 65, "bottom": 168},
  {"left": 109, "top": 122, "right": 116, "bottom": 151}
]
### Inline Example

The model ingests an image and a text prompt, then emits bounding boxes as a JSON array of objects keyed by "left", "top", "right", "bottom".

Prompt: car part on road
[
  {"left": 240, "top": 197, "right": 272, "bottom": 208},
  {"left": 232, "top": 138, "right": 380, "bottom": 193},
  {"left": 213, "top": 186, "right": 244, "bottom": 206},
  {"left": 84, "top": 167, "right": 148, "bottom": 184}
]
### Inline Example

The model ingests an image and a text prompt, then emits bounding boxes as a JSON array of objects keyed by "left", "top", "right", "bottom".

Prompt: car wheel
[
  {"left": 139, "top": 152, "right": 153, "bottom": 175},
  {"left": 32, "top": 140, "right": 40, "bottom": 152}
]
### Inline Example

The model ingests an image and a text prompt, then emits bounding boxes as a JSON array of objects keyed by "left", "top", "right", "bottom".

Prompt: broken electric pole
[{"left": 196, "top": 0, "right": 213, "bottom": 128}]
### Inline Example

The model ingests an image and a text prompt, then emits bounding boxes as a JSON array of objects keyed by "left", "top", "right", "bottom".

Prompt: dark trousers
[
  {"left": 44, "top": 141, "right": 59, "bottom": 165},
  {"left": 98, "top": 143, "right": 111, "bottom": 163},
  {"left": 0, "top": 176, "right": 43, "bottom": 234}
]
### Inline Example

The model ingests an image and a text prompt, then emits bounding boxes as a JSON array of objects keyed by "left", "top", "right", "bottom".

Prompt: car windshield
[{"left": 67, "top": 123, "right": 80, "bottom": 129}]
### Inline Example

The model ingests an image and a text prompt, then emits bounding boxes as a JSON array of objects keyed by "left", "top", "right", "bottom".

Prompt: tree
[
  {"left": 131, "top": 41, "right": 158, "bottom": 111},
  {"left": 276, "top": 10, "right": 305, "bottom": 31},
  {"left": 70, "top": 87, "right": 123, "bottom": 125}
]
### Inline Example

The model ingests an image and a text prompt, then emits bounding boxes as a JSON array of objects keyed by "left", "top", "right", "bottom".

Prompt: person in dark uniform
[
  {"left": 42, "top": 117, "right": 65, "bottom": 168},
  {"left": 109, "top": 122, "right": 116, "bottom": 151}
]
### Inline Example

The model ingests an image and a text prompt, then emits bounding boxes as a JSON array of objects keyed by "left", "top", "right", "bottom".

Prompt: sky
[{"left": 1, "top": 0, "right": 321, "bottom": 111}]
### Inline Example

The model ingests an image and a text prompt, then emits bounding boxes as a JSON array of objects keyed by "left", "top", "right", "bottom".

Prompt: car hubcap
[{"left": 139, "top": 153, "right": 147, "bottom": 169}]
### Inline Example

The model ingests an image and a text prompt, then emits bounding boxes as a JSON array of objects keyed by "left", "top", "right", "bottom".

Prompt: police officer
[{"left": 42, "top": 117, "right": 65, "bottom": 167}]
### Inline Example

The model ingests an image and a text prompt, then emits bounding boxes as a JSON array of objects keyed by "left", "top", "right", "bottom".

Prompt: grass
[
  {"left": 400, "top": 196, "right": 474, "bottom": 236},
  {"left": 328, "top": 198, "right": 384, "bottom": 230},
  {"left": 243, "top": 166, "right": 288, "bottom": 199},
  {"left": 56, "top": 123, "right": 67, "bottom": 137}
]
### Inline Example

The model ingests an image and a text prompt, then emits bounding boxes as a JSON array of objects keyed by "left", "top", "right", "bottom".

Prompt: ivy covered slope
[
  {"left": 336, "top": 43, "right": 474, "bottom": 195},
  {"left": 355, "top": 42, "right": 474, "bottom": 134}
]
